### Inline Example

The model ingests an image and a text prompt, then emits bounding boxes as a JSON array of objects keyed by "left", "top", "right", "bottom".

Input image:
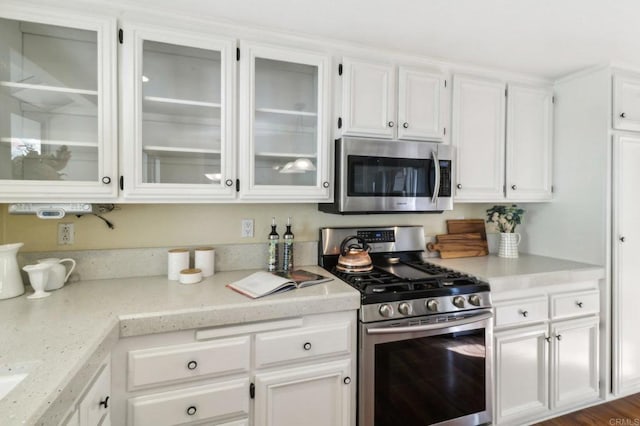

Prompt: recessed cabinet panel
[
  {"left": 120, "top": 23, "right": 236, "bottom": 200},
  {"left": 613, "top": 135, "right": 640, "bottom": 394},
  {"left": 452, "top": 75, "right": 506, "bottom": 201},
  {"left": 0, "top": 9, "right": 116, "bottom": 201},
  {"left": 506, "top": 84, "right": 553, "bottom": 201},
  {"left": 341, "top": 59, "right": 395, "bottom": 138},
  {"left": 239, "top": 42, "right": 330, "bottom": 200},
  {"left": 613, "top": 73, "right": 640, "bottom": 132},
  {"left": 397, "top": 67, "right": 444, "bottom": 141}
]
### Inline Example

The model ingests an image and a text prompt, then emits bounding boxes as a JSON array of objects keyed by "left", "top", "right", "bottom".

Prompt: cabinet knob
[
  {"left": 99, "top": 396, "right": 110, "bottom": 409},
  {"left": 511, "top": 184, "right": 517, "bottom": 190},
  {"left": 456, "top": 184, "right": 462, "bottom": 189},
  {"left": 225, "top": 179, "right": 233, "bottom": 187},
  {"left": 402, "top": 122, "right": 409, "bottom": 129},
  {"left": 520, "top": 310, "right": 528, "bottom": 317},
  {"left": 545, "top": 336, "right": 551, "bottom": 343},
  {"left": 343, "top": 377, "right": 351, "bottom": 385},
  {"left": 187, "top": 360, "right": 198, "bottom": 370},
  {"left": 576, "top": 301, "right": 584, "bottom": 308},
  {"left": 322, "top": 181, "right": 330, "bottom": 188},
  {"left": 303, "top": 342, "right": 312, "bottom": 351},
  {"left": 620, "top": 236, "right": 626, "bottom": 243},
  {"left": 620, "top": 112, "right": 627, "bottom": 118},
  {"left": 101, "top": 176, "right": 111, "bottom": 184},
  {"left": 186, "top": 406, "right": 197, "bottom": 416},
  {"left": 556, "top": 334, "right": 562, "bottom": 341},
  {"left": 388, "top": 121, "right": 395, "bottom": 128}
]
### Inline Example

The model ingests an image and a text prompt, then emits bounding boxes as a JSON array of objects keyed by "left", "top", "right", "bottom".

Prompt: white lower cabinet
[
  {"left": 63, "top": 357, "right": 111, "bottom": 426},
  {"left": 110, "top": 311, "right": 356, "bottom": 426},
  {"left": 493, "top": 285, "right": 600, "bottom": 425},
  {"left": 254, "top": 359, "right": 352, "bottom": 426}
]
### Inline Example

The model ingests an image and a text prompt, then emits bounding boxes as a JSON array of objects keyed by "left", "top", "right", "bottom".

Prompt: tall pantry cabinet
[{"left": 525, "top": 66, "right": 640, "bottom": 398}]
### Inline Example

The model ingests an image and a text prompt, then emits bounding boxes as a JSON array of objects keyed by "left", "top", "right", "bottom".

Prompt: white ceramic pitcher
[
  {"left": 0, "top": 243, "right": 25, "bottom": 300},
  {"left": 37, "top": 258, "right": 76, "bottom": 291}
]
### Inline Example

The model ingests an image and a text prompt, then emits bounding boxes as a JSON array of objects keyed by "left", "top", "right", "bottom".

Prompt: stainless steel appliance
[
  {"left": 319, "top": 225, "right": 492, "bottom": 426},
  {"left": 318, "top": 137, "right": 453, "bottom": 214}
]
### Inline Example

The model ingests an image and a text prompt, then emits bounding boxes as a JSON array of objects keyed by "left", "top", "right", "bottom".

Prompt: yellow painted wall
[{"left": 1, "top": 203, "right": 489, "bottom": 252}]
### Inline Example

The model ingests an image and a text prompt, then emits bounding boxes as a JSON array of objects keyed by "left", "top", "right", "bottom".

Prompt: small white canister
[
  {"left": 195, "top": 247, "right": 215, "bottom": 277},
  {"left": 168, "top": 248, "right": 189, "bottom": 280},
  {"left": 179, "top": 268, "right": 202, "bottom": 285}
]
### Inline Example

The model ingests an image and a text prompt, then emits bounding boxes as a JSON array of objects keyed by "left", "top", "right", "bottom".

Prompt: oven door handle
[
  {"left": 366, "top": 311, "right": 493, "bottom": 335},
  {"left": 431, "top": 150, "right": 440, "bottom": 205}
]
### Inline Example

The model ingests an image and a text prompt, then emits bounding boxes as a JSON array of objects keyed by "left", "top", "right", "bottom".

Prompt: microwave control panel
[{"left": 439, "top": 160, "right": 452, "bottom": 197}]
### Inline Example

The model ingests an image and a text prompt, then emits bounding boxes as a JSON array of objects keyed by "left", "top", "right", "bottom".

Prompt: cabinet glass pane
[
  {"left": 0, "top": 18, "right": 99, "bottom": 181},
  {"left": 254, "top": 58, "right": 318, "bottom": 186},
  {"left": 141, "top": 40, "right": 222, "bottom": 184}
]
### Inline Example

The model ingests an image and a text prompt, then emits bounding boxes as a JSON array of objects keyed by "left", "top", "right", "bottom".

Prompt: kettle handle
[
  {"left": 339, "top": 236, "right": 369, "bottom": 256},
  {"left": 59, "top": 258, "right": 76, "bottom": 283}
]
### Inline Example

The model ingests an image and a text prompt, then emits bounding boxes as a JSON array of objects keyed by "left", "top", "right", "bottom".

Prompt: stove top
[{"left": 319, "top": 225, "right": 492, "bottom": 323}]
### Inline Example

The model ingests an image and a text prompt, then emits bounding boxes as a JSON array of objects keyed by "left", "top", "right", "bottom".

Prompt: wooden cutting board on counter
[{"left": 426, "top": 219, "right": 489, "bottom": 258}]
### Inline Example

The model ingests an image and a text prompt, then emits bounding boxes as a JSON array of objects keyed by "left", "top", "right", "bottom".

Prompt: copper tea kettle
[{"left": 336, "top": 236, "right": 373, "bottom": 273}]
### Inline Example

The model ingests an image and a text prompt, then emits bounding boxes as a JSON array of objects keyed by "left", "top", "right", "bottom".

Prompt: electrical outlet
[
  {"left": 241, "top": 219, "right": 254, "bottom": 238},
  {"left": 58, "top": 223, "right": 74, "bottom": 245}
]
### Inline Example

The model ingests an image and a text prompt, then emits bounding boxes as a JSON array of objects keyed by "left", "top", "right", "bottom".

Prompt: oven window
[
  {"left": 374, "top": 329, "right": 486, "bottom": 426},
  {"left": 347, "top": 155, "right": 434, "bottom": 197}
]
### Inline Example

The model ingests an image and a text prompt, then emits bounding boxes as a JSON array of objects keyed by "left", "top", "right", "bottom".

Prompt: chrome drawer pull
[
  {"left": 187, "top": 360, "right": 198, "bottom": 370},
  {"left": 186, "top": 406, "right": 197, "bottom": 416},
  {"left": 303, "top": 342, "right": 312, "bottom": 351}
]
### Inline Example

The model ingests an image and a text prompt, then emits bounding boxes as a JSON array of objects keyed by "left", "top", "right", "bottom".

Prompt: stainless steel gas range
[{"left": 319, "top": 225, "right": 493, "bottom": 426}]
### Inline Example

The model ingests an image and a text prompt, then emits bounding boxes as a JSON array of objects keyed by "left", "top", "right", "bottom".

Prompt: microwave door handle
[
  {"left": 431, "top": 150, "right": 440, "bottom": 204},
  {"left": 366, "top": 311, "right": 493, "bottom": 335}
]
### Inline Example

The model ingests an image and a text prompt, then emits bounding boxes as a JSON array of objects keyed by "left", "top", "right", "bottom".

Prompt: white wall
[{"left": 523, "top": 67, "right": 610, "bottom": 265}]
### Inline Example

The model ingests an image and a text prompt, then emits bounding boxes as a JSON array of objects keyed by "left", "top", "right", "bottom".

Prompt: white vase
[{"left": 498, "top": 232, "right": 521, "bottom": 258}]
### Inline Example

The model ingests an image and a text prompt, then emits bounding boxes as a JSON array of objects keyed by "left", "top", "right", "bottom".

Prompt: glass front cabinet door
[
  {"left": 239, "top": 41, "right": 331, "bottom": 201},
  {"left": 120, "top": 23, "right": 236, "bottom": 201},
  {"left": 0, "top": 6, "right": 117, "bottom": 201}
]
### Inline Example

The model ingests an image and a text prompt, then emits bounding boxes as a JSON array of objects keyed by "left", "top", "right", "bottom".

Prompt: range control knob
[
  {"left": 398, "top": 302, "right": 412, "bottom": 316},
  {"left": 452, "top": 296, "right": 466, "bottom": 308},
  {"left": 425, "top": 299, "right": 439, "bottom": 312},
  {"left": 379, "top": 304, "right": 393, "bottom": 318},
  {"left": 468, "top": 295, "right": 481, "bottom": 306}
]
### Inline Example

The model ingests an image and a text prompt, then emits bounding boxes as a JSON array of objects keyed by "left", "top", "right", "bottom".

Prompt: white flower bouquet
[{"left": 486, "top": 205, "right": 525, "bottom": 233}]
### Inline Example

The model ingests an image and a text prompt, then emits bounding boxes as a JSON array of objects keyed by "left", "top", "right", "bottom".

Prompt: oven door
[{"left": 359, "top": 309, "right": 493, "bottom": 426}]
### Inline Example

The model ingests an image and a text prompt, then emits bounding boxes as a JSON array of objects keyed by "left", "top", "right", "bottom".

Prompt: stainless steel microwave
[{"left": 319, "top": 137, "right": 454, "bottom": 214}]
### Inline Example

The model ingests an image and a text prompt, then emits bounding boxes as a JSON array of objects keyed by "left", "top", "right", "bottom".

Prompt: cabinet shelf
[
  {"left": 255, "top": 151, "right": 316, "bottom": 159},
  {"left": 1, "top": 137, "right": 98, "bottom": 148},
  {"left": 255, "top": 107, "right": 317, "bottom": 117},
  {"left": 143, "top": 145, "right": 221, "bottom": 156},
  {"left": 143, "top": 96, "right": 221, "bottom": 109},
  {"left": 1, "top": 81, "right": 98, "bottom": 115}
]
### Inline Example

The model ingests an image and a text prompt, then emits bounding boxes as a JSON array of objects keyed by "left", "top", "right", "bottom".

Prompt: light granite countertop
[
  {"left": 0, "top": 265, "right": 360, "bottom": 426},
  {"left": 428, "top": 253, "right": 605, "bottom": 291}
]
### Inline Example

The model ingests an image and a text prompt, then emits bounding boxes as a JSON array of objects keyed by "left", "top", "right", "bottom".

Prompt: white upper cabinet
[
  {"left": 238, "top": 41, "right": 331, "bottom": 201},
  {"left": 0, "top": 4, "right": 117, "bottom": 201},
  {"left": 613, "top": 72, "right": 640, "bottom": 132},
  {"left": 341, "top": 58, "right": 446, "bottom": 141},
  {"left": 120, "top": 23, "right": 236, "bottom": 201},
  {"left": 506, "top": 84, "right": 553, "bottom": 201},
  {"left": 340, "top": 58, "right": 396, "bottom": 138},
  {"left": 452, "top": 75, "right": 506, "bottom": 201},
  {"left": 453, "top": 74, "right": 553, "bottom": 202}
]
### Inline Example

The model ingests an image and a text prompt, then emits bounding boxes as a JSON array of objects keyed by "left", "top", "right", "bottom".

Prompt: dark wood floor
[{"left": 535, "top": 393, "right": 640, "bottom": 425}]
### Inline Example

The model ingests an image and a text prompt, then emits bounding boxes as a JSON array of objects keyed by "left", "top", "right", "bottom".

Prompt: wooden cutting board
[
  {"left": 446, "top": 219, "right": 487, "bottom": 240},
  {"left": 426, "top": 220, "right": 489, "bottom": 258}
]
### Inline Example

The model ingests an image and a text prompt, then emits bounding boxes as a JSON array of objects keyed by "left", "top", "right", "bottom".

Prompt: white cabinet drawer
[
  {"left": 127, "top": 379, "right": 249, "bottom": 426},
  {"left": 128, "top": 336, "right": 250, "bottom": 391},
  {"left": 494, "top": 297, "right": 548, "bottom": 328},
  {"left": 255, "top": 322, "right": 351, "bottom": 368},
  {"left": 551, "top": 290, "right": 599, "bottom": 320}
]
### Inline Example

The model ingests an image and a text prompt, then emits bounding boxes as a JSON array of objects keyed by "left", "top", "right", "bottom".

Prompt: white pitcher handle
[
  {"left": 59, "top": 258, "right": 76, "bottom": 282},
  {"left": 514, "top": 233, "right": 522, "bottom": 246}
]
